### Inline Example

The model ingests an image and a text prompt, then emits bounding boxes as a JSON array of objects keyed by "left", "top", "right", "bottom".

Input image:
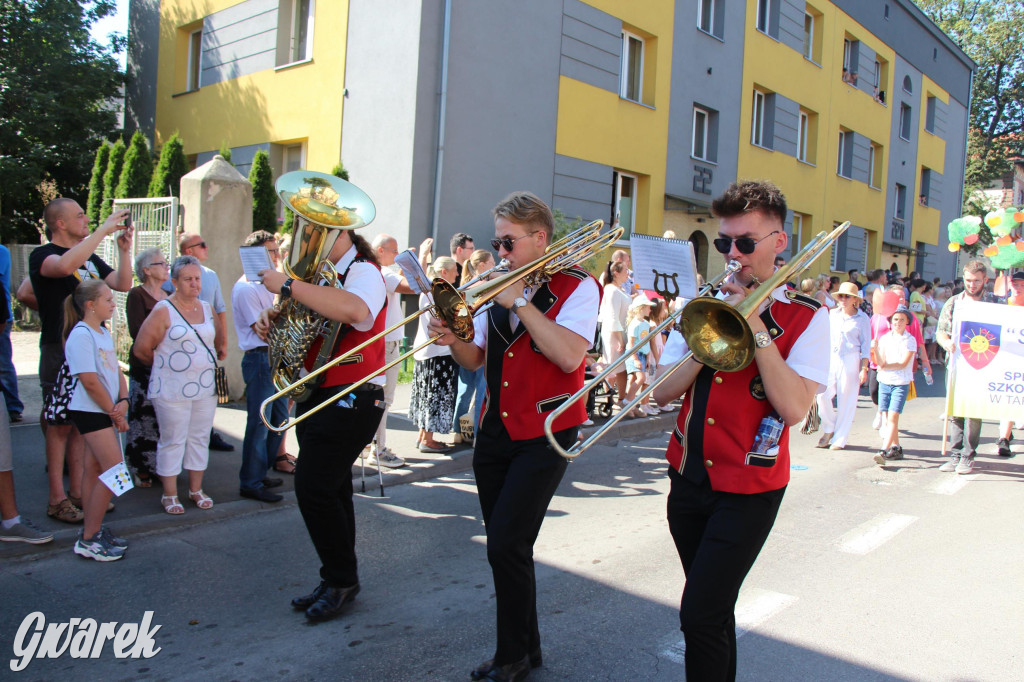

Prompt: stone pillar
[{"left": 180, "top": 155, "right": 251, "bottom": 400}]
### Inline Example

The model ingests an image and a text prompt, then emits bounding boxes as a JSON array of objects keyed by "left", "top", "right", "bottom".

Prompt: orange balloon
[
  {"left": 984, "top": 245, "right": 999, "bottom": 257},
  {"left": 997, "top": 234, "right": 1013, "bottom": 246},
  {"left": 964, "top": 233, "right": 980, "bottom": 245},
  {"left": 1015, "top": 212, "right": 1024, "bottom": 222},
  {"left": 948, "top": 242, "right": 961, "bottom": 252},
  {"left": 1017, "top": 241, "right": 1024, "bottom": 251}
]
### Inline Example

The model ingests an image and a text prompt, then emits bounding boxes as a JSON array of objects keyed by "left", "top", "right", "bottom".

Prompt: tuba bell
[{"left": 267, "top": 170, "right": 376, "bottom": 402}]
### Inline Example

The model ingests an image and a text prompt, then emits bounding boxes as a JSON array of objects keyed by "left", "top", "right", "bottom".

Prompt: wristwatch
[
  {"left": 512, "top": 296, "right": 529, "bottom": 311},
  {"left": 280, "top": 277, "right": 295, "bottom": 299},
  {"left": 754, "top": 330, "right": 772, "bottom": 348}
]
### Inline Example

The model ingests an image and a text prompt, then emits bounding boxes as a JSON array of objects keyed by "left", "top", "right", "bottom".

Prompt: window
[
  {"left": 894, "top": 183, "right": 907, "bottom": 219},
  {"left": 899, "top": 103, "right": 912, "bottom": 140},
  {"left": 843, "top": 39, "right": 852, "bottom": 72},
  {"left": 925, "top": 96, "right": 937, "bottom": 133},
  {"left": 803, "top": 13, "right": 814, "bottom": 59},
  {"left": 613, "top": 172, "right": 637, "bottom": 231},
  {"left": 277, "top": 0, "right": 315, "bottom": 66},
  {"left": 792, "top": 213, "right": 804, "bottom": 250},
  {"left": 830, "top": 223, "right": 843, "bottom": 271},
  {"left": 699, "top": 0, "right": 714, "bottom": 34},
  {"left": 872, "top": 60, "right": 881, "bottom": 88},
  {"left": 837, "top": 130, "right": 853, "bottom": 178},
  {"left": 187, "top": 29, "right": 202, "bottom": 91},
  {"left": 902, "top": 75, "right": 913, "bottom": 93},
  {"left": 751, "top": 90, "right": 766, "bottom": 147},
  {"left": 621, "top": 32, "right": 644, "bottom": 102},
  {"left": 756, "top": 0, "right": 772, "bottom": 34},
  {"left": 797, "top": 112, "right": 809, "bottom": 162},
  {"left": 868, "top": 143, "right": 881, "bottom": 188},
  {"left": 920, "top": 168, "right": 932, "bottom": 206},
  {"left": 693, "top": 107, "right": 709, "bottom": 161}
]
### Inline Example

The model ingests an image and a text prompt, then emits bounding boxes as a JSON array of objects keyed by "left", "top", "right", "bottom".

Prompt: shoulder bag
[{"left": 167, "top": 301, "right": 230, "bottom": 404}]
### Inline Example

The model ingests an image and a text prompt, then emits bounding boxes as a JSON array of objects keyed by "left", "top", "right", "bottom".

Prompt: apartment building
[{"left": 127, "top": 0, "right": 973, "bottom": 280}]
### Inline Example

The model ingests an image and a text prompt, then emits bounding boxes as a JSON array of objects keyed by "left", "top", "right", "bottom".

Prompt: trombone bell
[{"left": 680, "top": 298, "right": 755, "bottom": 372}]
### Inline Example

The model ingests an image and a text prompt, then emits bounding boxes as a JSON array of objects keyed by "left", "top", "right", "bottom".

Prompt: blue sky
[{"left": 89, "top": 0, "right": 130, "bottom": 69}]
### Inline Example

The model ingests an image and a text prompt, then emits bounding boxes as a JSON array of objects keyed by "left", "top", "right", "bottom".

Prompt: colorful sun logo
[{"left": 959, "top": 322, "right": 1000, "bottom": 370}]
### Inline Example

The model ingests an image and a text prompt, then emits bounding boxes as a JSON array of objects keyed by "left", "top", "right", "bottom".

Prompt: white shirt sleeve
[
  {"left": 380, "top": 267, "right": 402, "bottom": 294},
  {"left": 343, "top": 262, "right": 387, "bottom": 332},
  {"left": 472, "top": 276, "right": 599, "bottom": 350},
  {"left": 787, "top": 306, "right": 831, "bottom": 390}
]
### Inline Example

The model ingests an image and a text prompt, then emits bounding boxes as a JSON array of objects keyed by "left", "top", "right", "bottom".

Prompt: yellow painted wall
[
  {"left": 555, "top": 1, "right": 675, "bottom": 236},
  {"left": 154, "top": 0, "right": 349, "bottom": 172}
]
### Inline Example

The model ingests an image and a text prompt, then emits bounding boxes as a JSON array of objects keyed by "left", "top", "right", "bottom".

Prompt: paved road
[{"left": 2, "top": 333, "right": 1023, "bottom": 680}]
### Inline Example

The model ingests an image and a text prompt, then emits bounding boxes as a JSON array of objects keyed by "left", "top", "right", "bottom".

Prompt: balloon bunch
[{"left": 947, "top": 209, "right": 1024, "bottom": 269}]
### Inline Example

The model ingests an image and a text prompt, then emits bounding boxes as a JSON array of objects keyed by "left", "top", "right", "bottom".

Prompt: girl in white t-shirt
[
  {"left": 63, "top": 280, "right": 130, "bottom": 562},
  {"left": 623, "top": 296, "right": 655, "bottom": 417},
  {"left": 872, "top": 306, "right": 917, "bottom": 465}
]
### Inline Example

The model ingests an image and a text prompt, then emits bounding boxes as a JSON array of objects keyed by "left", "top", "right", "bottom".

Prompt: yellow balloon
[
  {"left": 983, "top": 245, "right": 999, "bottom": 257},
  {"left": 948, "top": 242, "right": 961, "bottom": 252},
  {"left": 985, "top": 211, "right": 1002, "bottom": 227}
]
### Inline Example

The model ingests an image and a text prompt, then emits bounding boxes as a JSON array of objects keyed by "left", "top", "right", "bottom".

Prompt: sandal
[
  {"left": 188, "top": 489, "right": 214, "bottom": 510},
  {"left": 134, "top": 474, "right": 153, "bottom": 488},
  {"left": 161, "top": 495, "right": 185, "bottom": 515},
  {"left": 273, "top": 454, "right": 297, "bottom": 474},
  {"left": 68, "top": 493, "right": 115, "bottom": 513}
]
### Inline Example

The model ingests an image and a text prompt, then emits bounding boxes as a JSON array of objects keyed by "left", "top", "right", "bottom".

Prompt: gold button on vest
[
  {"left": 707, "top": 417, "right": 715, "bottom": 425},
  {"left": 501, "top": 411, "right": 508, "bottom": 418},
  {"left": 502, "top": 381, "right": 508, "bottom": 387},
  {"left": 714, "top": 376, "right": 723, "bottom": 384},
  {"left": 705, "top": 459, "right": 713, "bottom": 467},
  {"left": 507, "top": 351, "right": 514, "bottom": 358}
]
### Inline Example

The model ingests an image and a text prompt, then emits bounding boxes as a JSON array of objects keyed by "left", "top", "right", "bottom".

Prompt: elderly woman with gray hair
[
  {"left": 133, "top": 255, "right": 219, "bottom": 514},
  {"left": 124, "top": 247, "right": 170, "bottom": 487}
]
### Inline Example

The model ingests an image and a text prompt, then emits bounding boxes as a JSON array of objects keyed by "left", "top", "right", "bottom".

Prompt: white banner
[{"left": 950, "top": 300, "right": 1024, "bottom": 420}]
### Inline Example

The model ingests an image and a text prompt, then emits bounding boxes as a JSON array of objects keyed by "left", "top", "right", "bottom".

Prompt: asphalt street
[{"left": 2, "top": 333, "right": 1023, "bottom": 680}]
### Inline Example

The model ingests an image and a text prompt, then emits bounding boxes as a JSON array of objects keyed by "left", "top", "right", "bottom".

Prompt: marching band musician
[
  {"left": 257, "top": 226, "right": 386, "bottom": 623},
  {"left": 430, "top": 192, "right": 600, "bottom": 682},
  {"left": 653, "top": 181, "right": 829, "bottom": 681}
]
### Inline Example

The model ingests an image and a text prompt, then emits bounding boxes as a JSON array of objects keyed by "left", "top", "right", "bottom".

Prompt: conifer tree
[
  {"left": 219, "top": 141, "right": 233, "bottom": 164},
  {"left": 116, "top": 131, "right": 153, "bottom": 199},
  {"left": 331, "top": 162, "right": 350, "bottom": 181},
  {"left": 249, "top": 149, "right": 277, "bottom": 233},
  {"left": 99, "top": 138, "right": 126, "bottom": 223},
  {"left": 86, "top": 142, "right": 111, "bottom": 228},
  {"left": 148, "top": 133, "right": 187, "bottom": 197}
]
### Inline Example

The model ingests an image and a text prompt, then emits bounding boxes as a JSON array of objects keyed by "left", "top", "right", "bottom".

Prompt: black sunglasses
[
  {"left": 490, "top": 234, "right": 533, "bottom": 251},
  {"left": 187, "top": 241, "right": 207, "bottom": 250},
  {"left": 713, "top": 230, "right": 781, "bottom": 255}
]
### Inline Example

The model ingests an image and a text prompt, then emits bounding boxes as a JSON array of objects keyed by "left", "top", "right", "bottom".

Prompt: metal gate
[{"left": 98, "top": 197, "right": 179, "bottom": 366}]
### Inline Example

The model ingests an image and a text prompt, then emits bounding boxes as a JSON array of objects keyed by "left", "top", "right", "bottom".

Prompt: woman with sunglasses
[
  {"left": 815, "top": 282, "right": 870, "bottom": 450},
  {"left": 598, "top": 261, "right": 631, "bottom": 407}
]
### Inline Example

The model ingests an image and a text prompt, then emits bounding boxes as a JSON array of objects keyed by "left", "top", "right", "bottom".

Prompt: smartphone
[{"left": 124, "top": 213, "right": 132, "bottom": 228}]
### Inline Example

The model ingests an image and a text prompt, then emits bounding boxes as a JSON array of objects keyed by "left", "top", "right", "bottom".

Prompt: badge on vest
[{"left": 749, "top": 375, "right": 767, "bottom": 401}]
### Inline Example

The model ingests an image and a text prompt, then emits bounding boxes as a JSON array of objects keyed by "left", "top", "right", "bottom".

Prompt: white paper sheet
[
  {"left": 395, "top": 249, "right": 432, "bottom": 294},
  {"left": 239, "top": 246, "right": 273, "bottom": 282},
  {"left": 629, "top": 234, "right": 699, "bottom": 300}
]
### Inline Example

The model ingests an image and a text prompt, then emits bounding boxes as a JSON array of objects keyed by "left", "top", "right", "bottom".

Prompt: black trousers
[
  {"left": 294, "top": 385, "right": 384, "bottom": 588},
  {"left": 473, "top": 426, "right": 575, "bottom": 666},
  {"left": 666, "top": 467, "right": 786, "bottom": 682}
]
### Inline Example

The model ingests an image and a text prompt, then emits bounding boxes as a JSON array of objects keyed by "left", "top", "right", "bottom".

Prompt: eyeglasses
[
  {"left": 266, "top": 248, "right": 280, "bottom": 254},
  {"left": 713, "top": 230, "right": 781, "bottom": 255},
  {"left": 146, "top": 261, "right": 167, "bottom": 268},
  {"left": 491, "top": 234, "right": 533, "bottom": 251},
  {"left": 187, "top": 241, "right": 207, "bottom": 250}
]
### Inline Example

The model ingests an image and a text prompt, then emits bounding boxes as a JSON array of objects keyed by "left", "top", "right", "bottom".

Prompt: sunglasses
[
  {"left": 187, "top": 241, "right": 207, "bottom": 250},
  {"left": 490, "top": 233, "right": 534, "bottom": 251},
  {"left": 713, "top": 230, "right": 781, "bottom": 255}
]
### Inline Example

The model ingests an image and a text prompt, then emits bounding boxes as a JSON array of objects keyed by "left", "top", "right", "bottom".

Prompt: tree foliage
[
  {"left": 99, "top": 137, "right": 125, "bottom": 223},
  {"left": 85, "top": 141, "right": 110, "bottom": 228},
  {"left": 116, "top": 131, "right": 152, "bottom": 199},
  {"left": 148, "top": 133, "right": 187, "bottom": 197},
  {"left": 914, "top": 0, "right": 1024, "bottom": 214},
  {"left": 0, "top": 0, "right": 125, "bottom": 242},
  {"left": 249, "top": 149, "right": 277, "bottom": 233},
  {"left": 331, "top": 162, "right": 350, "bottom": 181},
  {"left": 218, "top": 141, "right": 232, "bottom": 164}
]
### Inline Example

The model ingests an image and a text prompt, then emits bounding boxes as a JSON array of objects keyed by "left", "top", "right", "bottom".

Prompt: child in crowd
[
  {"left": 63, "top": 279, "right": 131, "bottom": 561},
  {"left": 623, "top": 295, "right": 656, "bottom": 417},
  {"left": 872, "top": 306, "right": 917, "bottom": 465}
]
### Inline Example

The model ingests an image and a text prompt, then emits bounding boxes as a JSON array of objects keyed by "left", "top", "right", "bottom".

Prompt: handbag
[
  {"left": 800, "top": 400, "right": 820, "bottom": 435},
  {"left": 906, "top": 380, "right": 917, "bottom": 401},
  {"left": 43, "top": 361, "right": 78, "bottom": 425},
  {"left": 167, "top": 301, "right": 230, "bottom": 404}
]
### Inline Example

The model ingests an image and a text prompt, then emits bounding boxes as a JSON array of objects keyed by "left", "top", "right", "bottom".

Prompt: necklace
[{"left": 172, "top": 296, "right": 199, "bottom": 313}]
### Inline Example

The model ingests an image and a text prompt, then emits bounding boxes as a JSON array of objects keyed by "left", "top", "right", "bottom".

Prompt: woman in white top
[
  {"left": 64, "top": 279, "right": 130, "bottom": 561},
  {"left": 816, "top": 282, "right": 871, "bottom": 450},
  {"left": 598, "top": 261, "right": 631, "bottom": 405},
  {"left": 409, "top": 256, "right": 460, "bottom": 453},
  {"left": 134, "top": 256, "right": 218, "bottom": 514},
  {"left": 872, "top": 306, "right": 917, "bottom": 464}
]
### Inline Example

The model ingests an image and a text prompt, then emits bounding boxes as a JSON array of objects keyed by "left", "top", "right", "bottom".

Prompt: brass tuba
[{"left": 267, "top": 170, "right": 376, "bottom": 402}]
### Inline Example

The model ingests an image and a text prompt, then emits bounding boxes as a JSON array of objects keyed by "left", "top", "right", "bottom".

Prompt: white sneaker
[
  {"left": 372, "top": 448, "right": 406, "bottom": 469},
  {"left": 641, "top": 405, "right": 659, "bottom": 416},
  {"left": 871, "top": 412, "right": 882, "bottom": 430},
  {"left": 659, "top": 404, "right": 676, "bottom": 412},
  {"left": 581, "top": 418, "right": 595, "bottom": 427}
]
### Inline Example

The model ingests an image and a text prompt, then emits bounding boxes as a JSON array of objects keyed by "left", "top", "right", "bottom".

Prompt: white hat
[{"left": 629, "top": 293, "right": 654, "bottom": 310}]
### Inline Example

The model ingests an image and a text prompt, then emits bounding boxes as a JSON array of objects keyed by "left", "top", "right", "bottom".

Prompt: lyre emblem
[{"left": 652, "top": 268, "right": 680, "bottom": 301}]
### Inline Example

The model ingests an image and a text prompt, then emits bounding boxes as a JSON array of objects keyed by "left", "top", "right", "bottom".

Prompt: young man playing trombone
[
  {"left": 430, "top": 191, "right": 599, "bottom": 682},
  {"left": 653, "top": 181, "right": 829, "bottom": 681}
]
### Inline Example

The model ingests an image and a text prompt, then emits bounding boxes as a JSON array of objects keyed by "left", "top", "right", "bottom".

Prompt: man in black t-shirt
[{"left": 29, "top": 198, "right": 133, "bottom": 523}]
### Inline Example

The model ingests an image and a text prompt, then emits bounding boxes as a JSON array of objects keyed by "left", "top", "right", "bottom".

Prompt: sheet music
[
  {"left": 239, "top": 246, "right": 273, "bottom": 282},
  {"left": 629, "top": 234, "right": 699, "bottom": 300},
  {"left": 395, "top": 249, "right": 432, "bottom": 294}
]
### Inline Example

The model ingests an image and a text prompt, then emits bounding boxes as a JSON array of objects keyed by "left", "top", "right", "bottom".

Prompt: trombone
[
  {"left": 544, "top": 221, "right": 851, "bottom": 460},
  {"left": 260, "top": 220, "right": 624, "bottom": 432}
]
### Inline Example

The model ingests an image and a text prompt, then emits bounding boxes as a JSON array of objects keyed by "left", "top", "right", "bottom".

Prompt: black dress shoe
[
  {"left": 209, "top": 431, "right": 235, "bottom": 451},
  {"left": 471, "top": 650, "right": 541, "bottom": 680},
  {"left": 9, "top": 412, "right": 22, "bottom": 422},
  {"left": 262, "top": 477, "right": 283, "bottom": 488},
  {"left": 471, "top": 655, "right": 530, "bottom": 682},
  {"left": 291, "top": 580, "right": 328, "bottom": 610},
  {"left": 239, "top": 487, "right": 283, "bottom": 503},
  {"left": 305, "top": 583, "right": 360, "bottom": 621}
]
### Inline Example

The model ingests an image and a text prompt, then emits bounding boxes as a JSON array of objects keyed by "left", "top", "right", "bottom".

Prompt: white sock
[{"left": 2, "top": 516, "right": 20, "bottom": 529}]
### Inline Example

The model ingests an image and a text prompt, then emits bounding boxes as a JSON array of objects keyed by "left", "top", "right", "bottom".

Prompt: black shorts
[{"left": 68, "top": 410, "right": 114, "bottom": 435}]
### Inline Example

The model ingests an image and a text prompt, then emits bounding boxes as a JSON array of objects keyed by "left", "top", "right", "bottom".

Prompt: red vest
[
  {"left": 304, "top": 258, "right": 387, "bottom": 388},
  {"left": 481, "top": 267, "right": 598, "bottom": 440},
  {"left": 665, "top": 289, "right": 822, "bottom": 493}
]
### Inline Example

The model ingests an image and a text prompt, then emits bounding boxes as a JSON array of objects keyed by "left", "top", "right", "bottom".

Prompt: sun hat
[
  {"left": 629, "top": 293, "right": 654, "bottom": 310},
  {"left": 834, "top": 281, "right": 863, "bottom": 299}
]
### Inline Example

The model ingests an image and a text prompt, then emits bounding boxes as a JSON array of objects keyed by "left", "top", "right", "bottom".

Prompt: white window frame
[
  {"left": 692, "top": 107, "right": 710, "bottom": 161},
  {"left": 797, "top": 111, "right": 809, "bottom": 162},
  {"left": 698, "top": 0, "right": 715, "bottom": 35},
  {"left": 837, "top": 130, "right": 850, "bottom": 177},
  {"left": 803, "top": 12, "right": 814, "bottom": 60},
  {"left": 756, "top": 0, "right": 771, "bottom": 34},
  {"left": 830, "top": 226, "right": 841, "bottom": 271},
  {"left": 751, "top": 90, "right": 766, "bottom": 147},
  {"left": 899, "top": 103, "right": 912, "bottom": 141},
  {"left": 289, "top": 0, "right": 315, "bottom": 63},
  {"left": 792, "top": 213, "right": 804, "bottom": 251},
  {"left": 868, "top": 144, "right": 878, "bottom": 188},
  {"left": 620, "top": 31, "right": 644, "bottom": 103},
  {"left": 894, "top": 183, "right": 907, "bottom": 220},
  {"left": 843, "top": 39, "right": 852, "bottom": 72},
  {"left": 187, "top": 29, "right": 202, "bottom": 91},
  {"left": 614, "top": 172, "right": 638, "bottom": 232},
  {"left": 873, "top": 59, "right": 881, "bottom": 87}
]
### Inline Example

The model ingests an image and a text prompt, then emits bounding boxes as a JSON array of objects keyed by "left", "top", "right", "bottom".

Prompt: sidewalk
[{"left": 2, "top": 330, "right": 675, "bottom": 558}]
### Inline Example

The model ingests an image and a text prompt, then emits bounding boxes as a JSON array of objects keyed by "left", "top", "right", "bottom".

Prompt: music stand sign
[{"left": 630, "top": 234, "right": 700, "bottom": 302}]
